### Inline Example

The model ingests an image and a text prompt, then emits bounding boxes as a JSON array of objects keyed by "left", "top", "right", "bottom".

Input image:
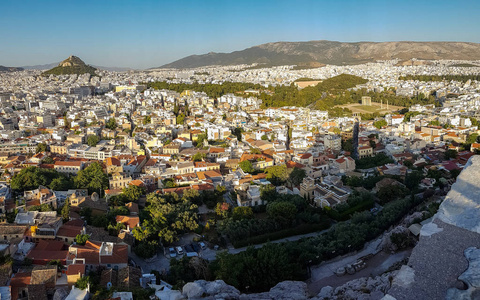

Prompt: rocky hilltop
[
  {"left": 42, "top": 55, "right": 97, "bottom": 76},
  {"left": 159, "top": 40, "right": 480, "bottom": 69}
]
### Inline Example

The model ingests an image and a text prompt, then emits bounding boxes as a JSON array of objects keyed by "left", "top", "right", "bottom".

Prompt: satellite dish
[{"left": 107, "top": 282, "right": 112, "bottom": 290}]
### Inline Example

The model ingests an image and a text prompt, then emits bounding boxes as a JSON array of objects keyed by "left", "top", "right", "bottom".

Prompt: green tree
[
  {"left": 377, "top": 185, "right": 409, "bottom": 204},
  {"left": 134, "top": 241, "right": 158, "bottom": 259},
  {"left": 192, "top": 152, "right": 206, "bottom": 162},
  {"left": 87, "top": 135, "right": 100, "bottom": 147},
  {"left": 444, "top": 149, "right": 458, "bottom": 160},
  {"left": 214, "top": 243, "right": 300, "bottom": 292},
  {"left": 75, "top": 276, "right": 92, "bottom": 290},
  {"left": 404, "top": 170, "right": 424, "bottom": 190},
  {"left": 265, "top": 165, "right": 289, "bottom": 185},
  {"left": 49, "top": 176, "right": 74, "bottom": 191},
  {"left": 176, "top": 114, "right": 185, "bottom": 125},
  {"left": 74, "top": 162, "right": 109, "bottom": 195},
  {"left": 143, "top": 115, "right": 152, "bottom": 125},
  {"left": 288, "top": 168, "right": 306, "bottom": 186},
  {"left": 266, "top": 201, "right": 297, "bottom": 225},
  {"left": 466, "top": 133, "right": 479, "bottom": 145},
  {"left": 232, "top": 206, "right": 254, "bottom": 221},
  {"left": 139, "top": 192, "right": 199, "bottom": 244},
  {"left": 105, "top": 118, "right": 117, "bottom": 130},
  {"left": 373, "top": 119, "right": 387, "bottom": 129},
  {"left": 215, "top": 202, "right": 230, "bottom": 219},
  {"left": 42, "top": 156, "right": 55, "bottom": 164},
  {"left": 163, "top": 178, "right": 176, "bottom": 188},
  {"left": 342, "top": 138, "right": 354, "bottom": 152},
  {"left": 239, "top": 160, "right": 254, "bottom": 173},
  {"left": 232, "top": 127, "right": 243, "bottom": 141},
  {"left": 75, "top": 234, "right": 90, "bottom": 245},
  {"left": 260, "top": 184, "right": 278, "bottom": 203},
  {"left": 122, "top": 185, "right": 145, "bottom": 203},
  {"left": 261, "top": 134, "right": 268, "bottom": 141},
  {"left": 60, "top": 201, "right": 70, "bottom": 222},
  {"left": 36, "top": 143, "right": 48, "bottom": 153},
  {"left": 11, "top": 167, "right": 67, "bottom": 192}
]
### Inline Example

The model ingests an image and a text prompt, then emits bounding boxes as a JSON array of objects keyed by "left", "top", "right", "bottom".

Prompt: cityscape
[{"left": 0, "top": 1, "right": 480, "bottom": 300}]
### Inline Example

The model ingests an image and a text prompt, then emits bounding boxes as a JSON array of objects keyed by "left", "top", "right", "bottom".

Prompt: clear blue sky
[{"left": 1, "top": 0, "right": 479, "bottom": 69}]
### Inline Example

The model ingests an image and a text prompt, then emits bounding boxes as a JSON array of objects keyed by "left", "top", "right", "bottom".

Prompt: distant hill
[
  {"left": 42, "top": 56, "right": 98, "bottom": 76},
  {"left": 24, "top": 61, "right": 131, "bottom": 72},
  {"left": 158, "top": 40, "right": 480, "bottom": 69},
  {"left": 24, "top": 62, "right": 131, "bottom": 72},
  {"left": 0, "top": 66, "right": 24, "bottom": 72},
  {"left": 22, "top": 62, "right": 59, "bottom": 70}
]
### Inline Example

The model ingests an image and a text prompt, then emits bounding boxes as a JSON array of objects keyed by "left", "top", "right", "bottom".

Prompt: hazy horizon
[{"left": 1, "top": 0, "right": 480, "bottom": 69}]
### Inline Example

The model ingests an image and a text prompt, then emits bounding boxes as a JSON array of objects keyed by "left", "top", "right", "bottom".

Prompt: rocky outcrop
[
  {"left": 387, "top": 156, "right": 480, "bottom": 300},
  {"left": 182, "top": 280, "right": 240, "bottom": 299},
  {"left": 58, "top": 55, "right": 87, "bottom": 67},
  {"left": 179, "top": 280, "right": 307, "bottom": 299},
  {"left": 379, "top": 226, "right": 410, "bottom": 253},
  {"left": 314, "top": 272, "right": 397, "bottom": 300}
]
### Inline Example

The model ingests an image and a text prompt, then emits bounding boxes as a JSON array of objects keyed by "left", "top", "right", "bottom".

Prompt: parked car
[
  {"left": 175, "top": 246, "right": 184, "bottom": 255},
  {"left": 169, "top": 247, "right": 176, "bottom": 258},
  {"left": 184, "top": 244, "right": 194, "bottom": 253},
  {"left": 199, "top": 241, "right": 207, "bottom": 250},
  {"left": 191, "top": 242, "right": 200, "bottom": 253}
]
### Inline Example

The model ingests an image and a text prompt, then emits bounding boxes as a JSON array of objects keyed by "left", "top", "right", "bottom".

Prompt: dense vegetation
[
  {"left": 148, "top": 75, "right": 438, "bottom": 117},
  {"left": 219, "top": 190, "right": 329, "bottom": 247},
  {"left": 207, "top": 193, "right": 425, "bottom": 293},
  {"left": 399, "top": 74, "right": 480, "bottom": 83},
  {"left": 355, "top": 153, "right": 394, "bottom": 169},
  {"left": 260, "top": 74, "right": 368, "bottom": 108},
  {"left": 42, "top": 64, "right": 97, "bottom": 76},
  {"left": 10, "top": 167, "right": 74, "bottom": 192},
  {"left": 74, "top": 162, "right": 109, "bottom": 195},
  {"left": 132, "top": 191, "right": 200, "bottom": 258},
  {"left": 147, "top": 81, "right": 266, "bottom": 98}
]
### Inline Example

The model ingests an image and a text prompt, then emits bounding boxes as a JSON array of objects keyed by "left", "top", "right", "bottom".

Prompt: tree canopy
[
  {"left": 239, "top": 160, "right": 254, "bottom": 173},
  {"left": 74, "top": 162, "right": 109, "bottom": 195},
  {"left": 87, "top": 135, "right": 100, "bottom": 147},
  {"left": 10, "top": 167, "right": 73, "bottom": 192},
  {"left": 133, "top": 192, "right": 199, "bottom": 244},
  {"left": 122, "top": 185, "right": 145, "bottom": 203},
  {"left": 105, "top": 118, "right": 117, "bottom": 130},
  {"left": 36, "top": 143, "right": 48, "bottom": 153}
]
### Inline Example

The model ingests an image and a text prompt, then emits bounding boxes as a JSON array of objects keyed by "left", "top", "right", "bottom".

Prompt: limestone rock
[
  {"left": 317, "top": 286, "right": 333, "bottom": 299},
  {"left": 401, "top": 212, "right": 424, "bottom": 226},
  {"left": 238, "top": 292, "right": 271, "bottom": 300},
  {"left": 183, "top": 281, "right": 207, "bottom": 298},
  {"left": 268, "top": 281, "right": 308, "bottom": 300},
  {"left": 205, "top": 280, "right": 240, "bottom": 296},
  {"left": 446, "top": 247, "right": 480, "bottom": 300},
  {"left": 156, "top": 290, "right": 184, "bottom": 300},
  {"left": 324, "top": 272, "right": 396, "bottom": 299},
  {"left": 380, "top": 226, "right": 409, "bottom": 252}
]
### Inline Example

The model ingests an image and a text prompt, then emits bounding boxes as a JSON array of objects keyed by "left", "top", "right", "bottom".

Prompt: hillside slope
[{"left": 159, "top": 40, "right": 480, "bottom": 69}]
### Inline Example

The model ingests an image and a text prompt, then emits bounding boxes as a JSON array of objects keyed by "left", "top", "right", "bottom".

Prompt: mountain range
[{"left": 158, "top": 40, "right": 480, "bottom": 69}]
